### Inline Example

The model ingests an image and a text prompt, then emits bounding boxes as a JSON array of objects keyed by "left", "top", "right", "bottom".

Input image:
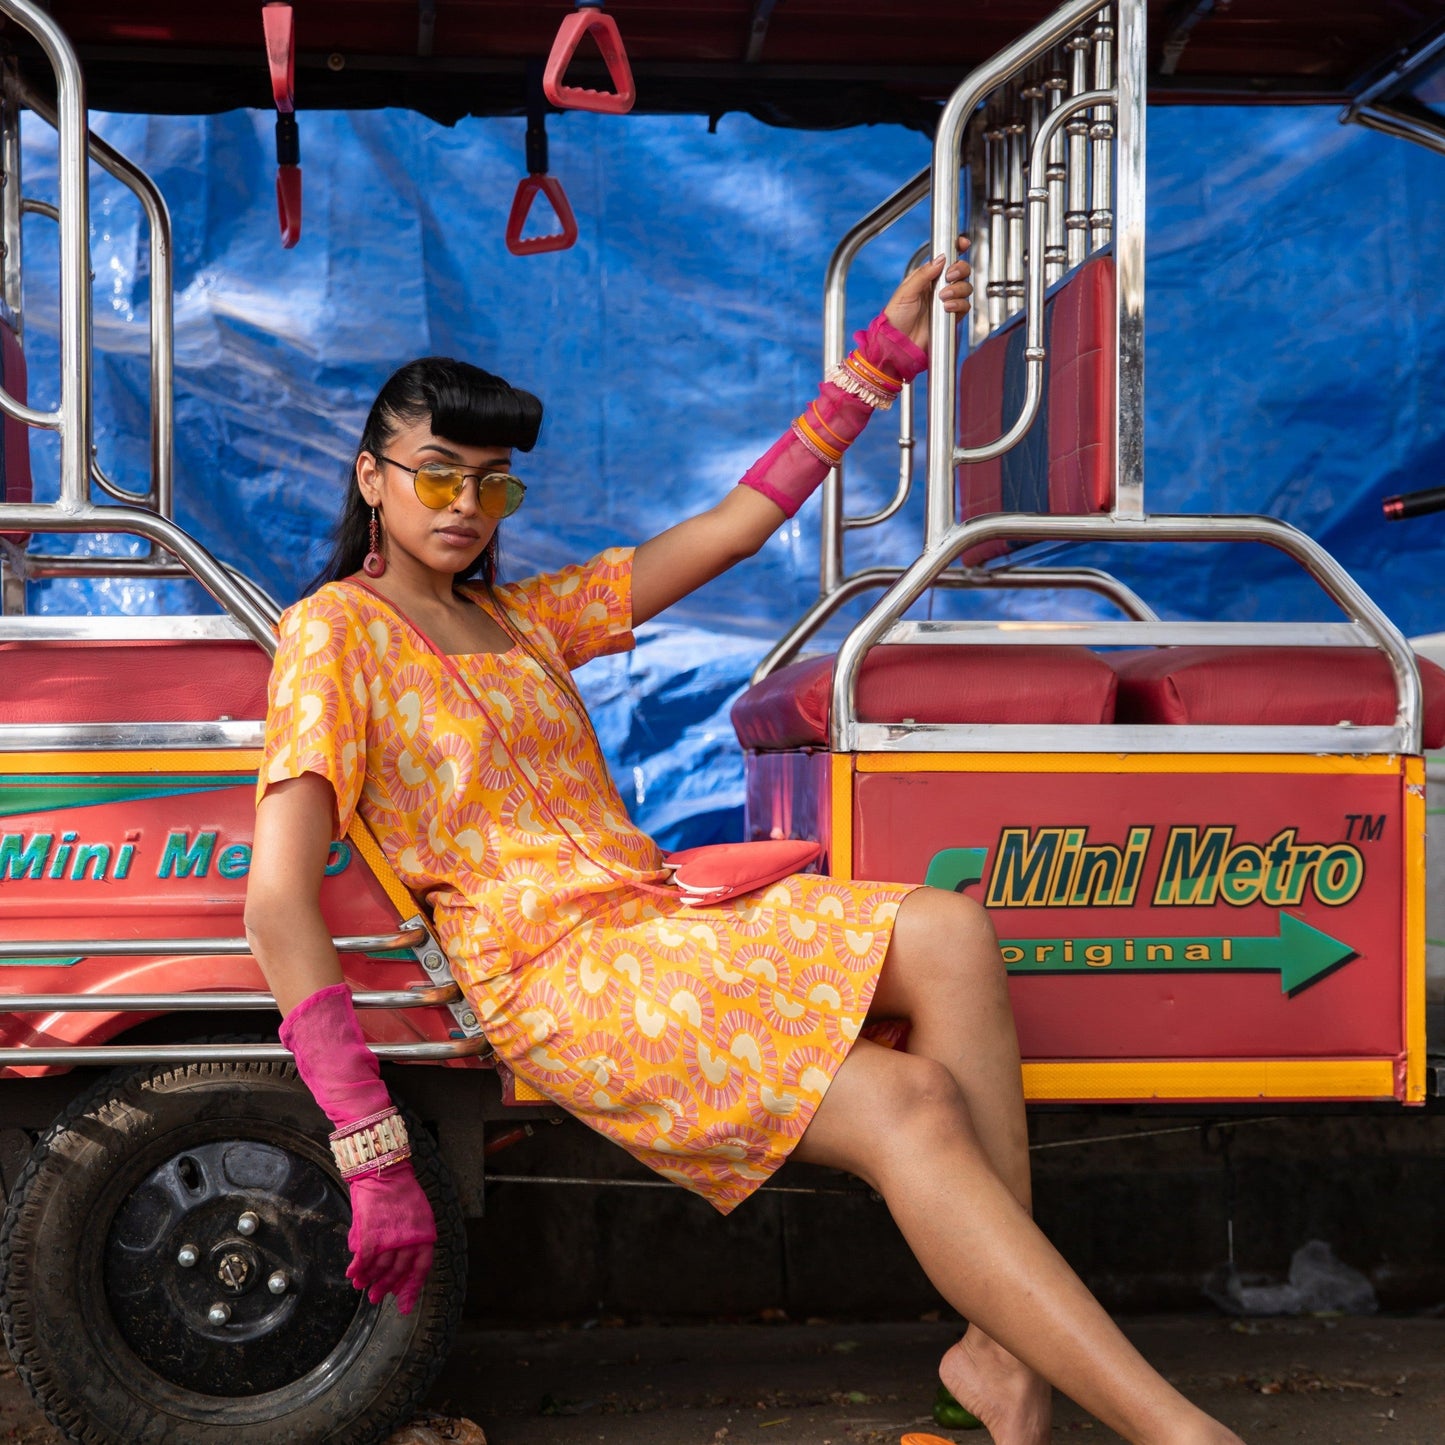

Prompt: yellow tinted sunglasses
[{"left": 377, "top": 454, "right": 526, "bottom": 518}]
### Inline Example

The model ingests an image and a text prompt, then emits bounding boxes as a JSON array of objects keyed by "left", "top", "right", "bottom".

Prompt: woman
[{"left": 244, "top": 247, "right": 1244, "bottom": 1445}]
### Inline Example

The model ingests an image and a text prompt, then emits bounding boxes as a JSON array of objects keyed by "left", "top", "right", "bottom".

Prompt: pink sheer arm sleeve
[{"left": 738, "top": 313, "right": 928, "bottom": 519}]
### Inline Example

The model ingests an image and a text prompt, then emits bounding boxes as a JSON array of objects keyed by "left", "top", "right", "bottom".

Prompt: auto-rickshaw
[{"left": 1, "top": 0, "right": 1444, "bottom": 1438}]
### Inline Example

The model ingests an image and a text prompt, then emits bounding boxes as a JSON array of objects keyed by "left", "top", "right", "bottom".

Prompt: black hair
[{"left": 308, "top": 356, "right": 543, "bottom": 594}]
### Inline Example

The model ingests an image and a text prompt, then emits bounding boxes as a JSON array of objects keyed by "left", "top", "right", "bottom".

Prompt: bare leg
[
  {"left": 793, "top": 1040, "right": 1242, "bottom": 1445},
  {"left": 869, "top": 888, "right": 1032, "bottom": 1205},
  {"left": 868, "top": 888, "right": 1047, "bottom": 1436}
]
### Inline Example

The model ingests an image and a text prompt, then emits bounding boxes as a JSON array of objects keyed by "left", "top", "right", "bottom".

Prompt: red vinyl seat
[
  {"left": 1, "top": 317, "right": 33, "bottom": 544},
  {"left": 957, "top": 253, "right": 1115, "bottom": 565},
  {"left": 730, "top": 644, "right": 1118, "bottom": 751},
  {"left": 0, "top": 639, "right": 272, "bottom": 724},
  {"left": 1110, "top": 645, "right": 1445, "bottom": 748}
]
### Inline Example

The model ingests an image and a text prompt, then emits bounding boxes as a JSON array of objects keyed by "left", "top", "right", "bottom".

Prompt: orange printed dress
[{"left": 259, "top": 547, "right": 915, "bottom": 1213}]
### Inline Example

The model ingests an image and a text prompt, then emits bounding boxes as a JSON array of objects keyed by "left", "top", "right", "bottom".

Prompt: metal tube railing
[
  {"left": 749, "top": 558, "right": 1154, "bottom": 686},
  {"left": 829, "top": 512, "right": 1423, "bottom": 753},
  {"left": 0, "top": 502, "right": 280, "bottom": 646},
  {"left": 0, "top": 75, "right": 21, "bottom": 326},
  {"left": 946, "top": 88, "right": 1113, "bottom": 490},
  {"left": 0, "top": 924, "right": 426, "bottom": 961},
  {"left": 0, "top": 1038, "right": 492, "bottom": 1066},
  {"left": 926, "top": 0, "right": 1108, "bottom": 552},
  {"left": 817, "top": 167, "right": 930, "bottom": 594},
  {"left": 0, "top": 984, "right": 458, "bottom": 1010},
  {"left": 842, "top": 241, "right": 931, "bottom": 535},
  {"left": 12, "top": 72, "right": 176, "bottom": 523},
  {"left": 1112, "top": 0, "right": 1146, "bottom": 520},
  {"left": 0, "top": 0, "right": 93, "bottom": 505}
]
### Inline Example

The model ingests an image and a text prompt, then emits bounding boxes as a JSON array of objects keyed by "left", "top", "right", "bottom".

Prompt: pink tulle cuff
[
  {"left": 736, "top": 311, "right": 923, "bottom": 520},
  {"left": 277, "top": 981, "right": 352, "bottom": 1050},
  {"left": 856, "top": 312, "right": 928, "bottom": 384}
]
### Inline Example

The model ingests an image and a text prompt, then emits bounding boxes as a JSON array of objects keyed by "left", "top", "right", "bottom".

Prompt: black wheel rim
[{"left": 103, "top": 1135, "right": 365, "bottom": 1397}]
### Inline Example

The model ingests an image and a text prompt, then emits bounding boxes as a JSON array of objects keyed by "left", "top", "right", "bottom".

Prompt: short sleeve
[
  {"left": 496, "top": 546, "right": 635, "bottom": 671},
  {"left": 257, "top": 589, "right": 370, "bottom": 840}
]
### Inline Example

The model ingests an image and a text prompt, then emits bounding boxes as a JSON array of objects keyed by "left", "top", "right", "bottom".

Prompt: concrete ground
[{"left": 3, "top": 1314, "right": 1445, "bottom": 1443}]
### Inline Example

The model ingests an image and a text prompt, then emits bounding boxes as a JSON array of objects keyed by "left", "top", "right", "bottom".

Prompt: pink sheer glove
[
  {"left": 738, "top": 312, "right": 928, "bottom": 519},
  {"left": 346, "top": 1173, "right": 436, "bottom": 1313},
  {"left": 279, "top": 982, "right": 437, "bottom": 1314}
]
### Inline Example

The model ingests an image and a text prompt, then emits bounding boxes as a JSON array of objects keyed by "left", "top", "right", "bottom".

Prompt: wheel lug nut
[
  {"left": 267, "top": 1270, "right": 290, "bottom": 1295},
  {"left": 207, "top": 1302, "right": 231, "bottom": 1326},
  {"left": 236, "top": 1210, "right": 260, "bottom": 1236},
  {"left": 176, "top": 1244, "right": 200, "bottom": 1268}
]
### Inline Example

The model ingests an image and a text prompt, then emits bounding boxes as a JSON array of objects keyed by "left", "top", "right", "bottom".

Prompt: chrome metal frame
[
  {"left": 786, "top": 0, "right": 1422, "bottom": 760},
  {"left": 1342, "top": 26, "right": 1445, "bottom": 160},
  {"left": 817, "top": 167, "right": 929, "bottom": 596},
  {"left": 0, "top": 4, "right": 486, "bottom": 1075},
  {"left": 0, "top": 925, "right": 428, "bottom": 961},
  {"left": 771, "top": 1, "right": 1154, "bottom": 681},
  {"left": 829, "top": 512, "right": 1423, "bottom": 754}
]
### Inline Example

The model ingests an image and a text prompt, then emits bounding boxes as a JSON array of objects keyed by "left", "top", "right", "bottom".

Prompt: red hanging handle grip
[
  {"left": 276, "top": 165, "right": 302, "bottom": 249},
  {"left": 543, "top": 5, "right": 636, "bottom": 115},
  {"left": 263, "top": 3, "right": 301, "bottom": 246},
  {"left": 262, "top": 1, "right": 295, "bottom": 112},
  {"left": 505, "top": 174, "right": 579, "bottom": 256}
]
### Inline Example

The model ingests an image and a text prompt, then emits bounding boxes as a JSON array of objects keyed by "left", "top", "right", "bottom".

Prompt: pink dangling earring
[{"left": 363, "top": 506, "right": 386, "bottom": 577}]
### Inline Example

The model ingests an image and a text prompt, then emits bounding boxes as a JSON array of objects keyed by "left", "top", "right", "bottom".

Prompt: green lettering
[
  {"left": 70, "top": 843, "right": 111, "bottom": 882},
  {"left": 216, "top": 844, "right": 252, "bottom": 880},
  {"left": 1153, "top": 826, "right": 1231, "bottom": 906},
  {"left": 1314, "top": 846, "right": 1363, "bottom": 905},
  {"left": 986, "top": 828, "right": 1062, "bottom": 908},
  {"left": 158, "top": 830, "right": 216, "bottom": 879},
  {"left": 1219, "top": 844, "right": 1265, "bottom": 906},
  {"left": 0, "top": 832, "right": 52, "bottom": 881}
]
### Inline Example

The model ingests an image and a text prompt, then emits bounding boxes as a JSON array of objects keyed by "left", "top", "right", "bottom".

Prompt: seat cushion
[
  {"left": 0, "top": 639, "right": 272, "bottom": 724},
  {"left": 957, "top": 253, "right": 1115, "bottom": 565},
  {"left": 1111, "top": 646, "right": 1445, "bottom": 748},
  {"left": 1, "top": 319, "right": 32, "bottom": 544},
  {"left": 731, "top": 644, "right": 1118, "bottom": 751}
]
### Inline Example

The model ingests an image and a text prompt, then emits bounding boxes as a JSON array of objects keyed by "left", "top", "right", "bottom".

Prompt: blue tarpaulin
[{"left": 14, "top": 105, "right": 1445, "bottom": 845}]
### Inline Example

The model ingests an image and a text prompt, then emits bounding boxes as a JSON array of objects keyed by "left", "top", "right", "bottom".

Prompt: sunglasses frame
[{"left": 374, "top": 453, "right": 527, "bottom": 518}]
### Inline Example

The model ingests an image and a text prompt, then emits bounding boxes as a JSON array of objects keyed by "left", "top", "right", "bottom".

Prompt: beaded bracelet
[
  {"left": 329, "top": 1105, "right": 413, "bottom": 1181},
  {"left": 827, "top": 348, "right": 904, "bottom": 410}
]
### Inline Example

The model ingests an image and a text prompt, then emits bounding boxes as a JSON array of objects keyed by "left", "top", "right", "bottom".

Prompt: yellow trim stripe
[
  {"left": 0, "top": 751, "right": 260, "bottom": 775},
  {"left": 1405, "top": 756, "right": 1427, "bottom": 1103},
  {"left": 345, "top": 817, "right": 423, "bottom": 923},
  {"left": 829, "top": 753, "right": 853, "bottom": 880},
  {"left": 856, "top": 753, "right": 1405, "bottom": 776},
  {"left": 1022, "top": 1058, "right": 1398, "bottom": 1102}
]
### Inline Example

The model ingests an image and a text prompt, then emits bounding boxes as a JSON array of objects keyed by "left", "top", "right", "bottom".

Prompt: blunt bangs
[{"left": 378, "top": 356, "right": 543, "bottom": 454}]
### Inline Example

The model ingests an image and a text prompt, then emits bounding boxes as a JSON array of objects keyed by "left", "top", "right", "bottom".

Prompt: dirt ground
[{"left": 1, "top": 1314, "right": 1443, "bottom": 1443}]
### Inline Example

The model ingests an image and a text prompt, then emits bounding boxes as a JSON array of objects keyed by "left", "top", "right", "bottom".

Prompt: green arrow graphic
[
  {"left": 925, "top": 847, "right": 990, "bottom": 892},
  {"left": 1001, "top": 912, "right": 1355, "bottom": 995}
]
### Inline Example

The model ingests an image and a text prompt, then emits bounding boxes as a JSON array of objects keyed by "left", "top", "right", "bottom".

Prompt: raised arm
[{"left": 631, "top": 240, "right": 972, "bottom": 625}]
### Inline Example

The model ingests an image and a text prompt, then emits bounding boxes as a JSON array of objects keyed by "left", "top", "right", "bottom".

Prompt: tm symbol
[{"left": 1344, "top": 813, "right": 1386, "bottom": 842}]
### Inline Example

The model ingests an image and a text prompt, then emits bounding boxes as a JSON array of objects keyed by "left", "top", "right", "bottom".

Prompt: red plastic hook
[
  {"left": 505, "top": 175, "right": 579, "bottom": 256},
  {"left": 543, "top": 2, "right": 636, "bottom": 115}
]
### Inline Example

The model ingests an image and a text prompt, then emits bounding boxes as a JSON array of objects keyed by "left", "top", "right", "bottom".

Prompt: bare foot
[{"left": 939, "top": 1325, "right": 1052, "bottom": 1445}]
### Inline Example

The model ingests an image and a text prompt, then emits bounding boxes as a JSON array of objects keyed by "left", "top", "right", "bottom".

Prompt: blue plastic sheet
[{"left": 13, "top": 106, "right": 1445, "bottom": 845}]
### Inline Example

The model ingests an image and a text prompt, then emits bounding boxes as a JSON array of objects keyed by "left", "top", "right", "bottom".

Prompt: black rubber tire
[{"left": 0, "top": 1058, "right": 466, "bottom": 1444}]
